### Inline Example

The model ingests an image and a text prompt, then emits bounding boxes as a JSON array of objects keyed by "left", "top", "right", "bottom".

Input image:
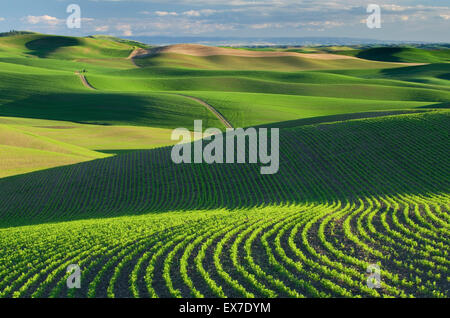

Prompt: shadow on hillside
[
  {"left": 0, "top": 92, "right": 182, "bottom": 128},
  {"left": 258, "top": 110, "right": 432, "bottom": 129},
  {"left": 0, "top": 111, "right": 448, "bottom": 228},
  {"left": 379, "top": 63, "right": 450, "bottom": 79},
  {"left": 25, "top": 36, "right": 81, "bottom": 58},
  {"left": 356, "top": 47, "right": 410, "bottom": 63},
  {"left": 418, "top": 102, "right": 450, "bottom": 109},
  {"left": 437, "top": 73, "right": 450, "bottom": 81}
]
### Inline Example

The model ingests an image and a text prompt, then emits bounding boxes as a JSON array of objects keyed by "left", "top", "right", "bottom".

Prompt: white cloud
[
  {"left": 116, "top": 24, "right": 133, "bottom": 36},
  {"left": 382, "top": 4, "right": 408, "bottom": 12},
  {"left": 183, "top": 9, "right": 217, "bottom": 17},
  {"left": 199, "top": 9, "right": 217, "bottom": 16},
  {"left": 249, "top": 20, "right": 343, "bottom": 31},
  {"left": 155, "top": 11, "right": 178, "bottom": 16},
  {"left": 183, "top": 10, "right": 201, "bottom": 17},
  {"left": 0, "top": 17, "right": 5, "bottom": 22},
  {"left": 24, "top": 15, "right": 62, "bottom": 26},
  {"left": 250, "top": 23, "right": 280, "bottom": 29},
  {"left": 95, "top": 25, "right": 109, "bottom": 32},
  {"left": 440, "top": 14, "right": 450, "bottom": 20},
  {"left": 111, "top": 17, "right": 237, "bottom": 36}
]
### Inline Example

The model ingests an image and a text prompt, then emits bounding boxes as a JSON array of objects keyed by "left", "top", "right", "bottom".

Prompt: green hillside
[
  {"left": 181, "top": 92, "right": 435, "bottom": 127},
  {"left": 0, "top": 90, "right": 222, "bottom": 129},
  {"left": 0, "top": 110, "right": 447, "bottom": 225},
  {"left": 87, "top": 72, "right": 450, "bottom": 100},
  {"left": 0, "top": 34, "right": 134, "bottom": 59}
]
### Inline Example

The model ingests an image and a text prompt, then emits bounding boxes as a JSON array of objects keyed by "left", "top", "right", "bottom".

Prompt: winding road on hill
[
  {"left": 75, "top": 71, "right": 233, "bottom": 129},
  {"left": 171, "top": 94, "right": 233, "bottom": 129},
  {"left": 75, "top": 71, "right": 96, "bottom": 90}
]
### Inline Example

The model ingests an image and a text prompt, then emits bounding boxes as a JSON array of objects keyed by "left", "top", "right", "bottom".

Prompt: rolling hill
[
  {"left": 132, "top": 44, "right": 414, "bottom": 71},
  {"left": 0, "top": 33, "right": 133, "bottom": 59}
]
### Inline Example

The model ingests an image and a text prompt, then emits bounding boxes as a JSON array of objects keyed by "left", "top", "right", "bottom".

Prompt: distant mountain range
[{"left": 123, "top": 36, "right": 434, "bottom": 47}]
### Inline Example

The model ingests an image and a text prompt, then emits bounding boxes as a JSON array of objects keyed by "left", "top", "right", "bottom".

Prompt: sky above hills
[{"left": 0, "top": 0, "right": 449, "bottom": 42}]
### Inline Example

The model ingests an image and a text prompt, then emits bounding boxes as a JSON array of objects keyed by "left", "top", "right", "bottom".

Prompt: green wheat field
[{"left": 0, "top": 32, "right": 449, "bottom": 298}]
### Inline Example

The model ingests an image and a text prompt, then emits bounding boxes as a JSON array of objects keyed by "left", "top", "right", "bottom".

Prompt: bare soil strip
[
  {"left": 75, "top": 71, "right": 96, "bottom": 90},
  {"left": 127, "top": 49, "right": 145, "bottom": 67},
  {"left": 174, "top": 94, "right": 234, "bottom": 129},
  {"left": 127, "top": 48, "right": 148, "bottom": 60}
]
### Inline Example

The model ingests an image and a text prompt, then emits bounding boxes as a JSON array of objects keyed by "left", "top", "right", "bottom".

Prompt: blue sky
[{"left": 0, "top": 0, "right": 449, "bottom": 42}]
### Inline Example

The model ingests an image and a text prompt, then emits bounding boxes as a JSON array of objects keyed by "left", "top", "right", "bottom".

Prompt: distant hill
[
  {"left": 0, "top": 33, "right": 134, "bottom": 59},
  {"left": 87, "top": 35, "right": 150, "bottom": 49},
  {"left": 0, "top": 30, "right": 37, "bottom": 37},
  {"left": 131, "top": 43, "right": 409, "bottom": 71}
]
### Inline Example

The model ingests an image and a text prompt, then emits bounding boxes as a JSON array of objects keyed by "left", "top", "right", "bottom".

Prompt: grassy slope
[
  {"left": 0, "top": 116, "right": 182, "bottom": 152},
  {"left": 83, "top": 64, "right": 448, "bottom": 128},
  {"left": 97, "top": 66, "right": 446, "bottom": 88},
  {"left": 0, "top": 62, "right": 221, "bottom": 130},
  {"left": 0, "top": 115, "right": 197, "bottom": 177},
  {"left": 0, "top": 34, "right": 133, "bottom": 59},
  {"left": 0, "top": 145, "right": 104, "bottom": 178},
  {"left": 87, "top": 72, "right": 450, "bottom": 100},
  {"left": 0, "top": 124, "right": 103, "bottom": 157},
  {"left": 0, "top": 124, "right": 109, "bottom": 178},
  {"left": 180, "top": 92, "right": 435, "bottom": 127},
  {"left": 0, "top": 89, "right": 222, "bottom": 129}
]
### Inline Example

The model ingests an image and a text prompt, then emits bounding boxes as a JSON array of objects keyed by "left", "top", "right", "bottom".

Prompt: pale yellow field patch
[
  {"left": 0, "top": 145, "right": 100, "bottom": 178},
  {"left": 0, "top": 116, "right": 185, "bottom": 178}
]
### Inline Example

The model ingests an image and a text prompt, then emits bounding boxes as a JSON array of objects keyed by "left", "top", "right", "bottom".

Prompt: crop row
[{"left": 0, "top": 194, "right": 448, "bottom": 298}]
